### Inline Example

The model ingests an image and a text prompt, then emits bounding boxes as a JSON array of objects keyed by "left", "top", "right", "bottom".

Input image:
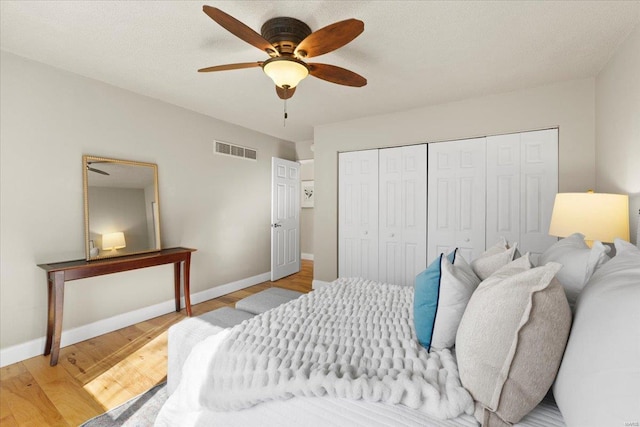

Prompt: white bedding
[
  {"left": 157, "top": 278, "right": 476, "bottom": 425},
  {"left": 156, "top": 278, "right": 566, "bottom": 427}
]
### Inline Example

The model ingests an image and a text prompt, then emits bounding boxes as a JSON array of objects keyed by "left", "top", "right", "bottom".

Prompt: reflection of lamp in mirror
[{"left": 102, "top": 232, "right": 126, "bottom": 252}]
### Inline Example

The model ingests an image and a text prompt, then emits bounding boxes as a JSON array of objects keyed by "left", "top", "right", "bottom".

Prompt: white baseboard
[
  {"left": 301, "top": 253, "right": 314, "bottom": 260},
  {"left": 0, "top": 271, "right": 271, "bottom": 368},
  {"left": 312, "top": 279, "right": 331, "bottom": 290}
]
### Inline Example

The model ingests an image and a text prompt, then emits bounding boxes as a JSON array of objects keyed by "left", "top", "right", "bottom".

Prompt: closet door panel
[
  {"left": 379, "top": 148, "right": 402, "bottom": 284},
  {"left": 339, "top": 150, "right": 379, "bottom": 280},
  {"left": 486, "top": 129, "right": 558, "bottom": 261},
  {"left": 428, "top": 138, "right": 486, "bottom": 262},
  {"left": 520, "top": 129, "right": 558, "bottom": 260},
  {"left": 487, "top": 133, "right": 521, "bottom": 247},
  {"left": 379, "top": 145, "right": 427, "bottom": 286}
]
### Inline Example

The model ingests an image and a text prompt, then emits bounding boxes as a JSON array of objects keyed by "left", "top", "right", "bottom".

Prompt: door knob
[{"left": 272, "top": 223, "right": 282, "bottom": 228}]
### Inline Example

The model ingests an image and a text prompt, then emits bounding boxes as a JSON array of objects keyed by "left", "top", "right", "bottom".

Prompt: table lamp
[{"left": 549, "top": 191, "right": 629, "bottom": 247}]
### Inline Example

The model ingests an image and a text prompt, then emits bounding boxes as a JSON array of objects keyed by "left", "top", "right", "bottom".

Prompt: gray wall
[{"left": 0, "top": 51, "right": 295, "bottom": 349}]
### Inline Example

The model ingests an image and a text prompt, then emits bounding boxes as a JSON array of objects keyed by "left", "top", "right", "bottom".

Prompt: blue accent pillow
[{"left": 414, "top": 251, "right": 456, "bottom": 351}]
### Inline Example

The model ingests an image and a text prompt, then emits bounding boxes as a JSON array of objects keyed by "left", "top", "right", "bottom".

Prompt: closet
[{"left": 338, "top": 128, "right": 558, "bottom": 283}]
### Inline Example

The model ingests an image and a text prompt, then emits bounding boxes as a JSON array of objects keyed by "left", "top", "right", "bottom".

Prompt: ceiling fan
[{"left": 198, "top": 6, "right": 367, "bottom": 100}]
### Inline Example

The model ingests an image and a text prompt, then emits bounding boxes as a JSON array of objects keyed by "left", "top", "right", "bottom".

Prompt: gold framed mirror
[{"left": 83, "top": 155, "right": 161, "bottom": 260}]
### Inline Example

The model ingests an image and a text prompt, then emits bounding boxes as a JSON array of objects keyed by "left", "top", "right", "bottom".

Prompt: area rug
[{"left": 80, "top": 382, "right": 167, "bottom": 426}]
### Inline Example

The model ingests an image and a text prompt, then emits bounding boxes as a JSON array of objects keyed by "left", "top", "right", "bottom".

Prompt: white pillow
[
  {"left": 414, "top": 250, "right": 480, "bottom": 351},
  {"left": 553, "top": 238, "right": 640, "bottom": 427},
  {"left": 471, "top": 237, "right": 518, "bottom": 280},
  {"left": 538, "top": 233, "right": 610, "bottom": 307},
  {"left": 431, "top": 251, "right": 481, "bottom": 349}
]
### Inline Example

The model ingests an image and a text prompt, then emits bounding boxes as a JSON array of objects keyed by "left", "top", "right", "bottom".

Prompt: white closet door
[
  {"left": 487, "top": 129, "right": 558, "bottom": 261},
  {"left": 338, "top": 150, "right": 379, "bottom": 280},
  {"left": 519, "top": 129, "right": 558, "bottom": 260},
  {"left": 428, "top": 138, "right": 486, "bottom": 263},
  {"left": 486, "top": 133, "right": 521, "bottom": 248},
  {"left": 379, "top": 145, "right": 427, "bottom": 286}
]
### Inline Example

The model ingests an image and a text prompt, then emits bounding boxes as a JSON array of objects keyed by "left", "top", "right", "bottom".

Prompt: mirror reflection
[{"left": 83, "top": 156, "right": 161, "bottom": 260}]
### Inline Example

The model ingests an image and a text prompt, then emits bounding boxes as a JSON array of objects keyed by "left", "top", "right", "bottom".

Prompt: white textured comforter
[{"left": 156, "top": 278, "right": 475, "bottom": 425}]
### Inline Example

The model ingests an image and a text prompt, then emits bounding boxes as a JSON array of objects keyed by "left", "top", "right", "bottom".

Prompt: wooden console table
[{"left": 37, "top": 247, "right": 196, "bottom": 366}]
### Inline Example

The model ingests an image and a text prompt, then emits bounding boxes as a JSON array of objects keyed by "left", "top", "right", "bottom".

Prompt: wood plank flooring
[{"left": 0, "top": 260, "right": 313, "bottom": 426}]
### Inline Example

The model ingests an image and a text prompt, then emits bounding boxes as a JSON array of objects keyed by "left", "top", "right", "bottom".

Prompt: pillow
[
  {"left": 538, "top": 232, "right": 610, "bottom": 307},
  {"left": 553, "top": 238, "right": 640, "bottom": 427},
  {"left": 456, "top": 258, "right": 571, "bottom": 426},
  {"left": 414, "top": 249, "right": 480, "bottom": 351},
  {"left": 471, "top": 237, "right": 518, "bottom": 280}
]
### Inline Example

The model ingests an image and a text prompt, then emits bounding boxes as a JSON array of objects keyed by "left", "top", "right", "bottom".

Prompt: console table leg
[
  {"left": 174, "top": 262, "right": 181, "bottom": 313},
  {"left": 49, "top": 271, "right": 65, "bottom": 366},
  {"left": 44, "top": 274, "right": 54, "bottom": 356},
  {"left": 184, "top": 254, "right": 192, "bottom": 317}
]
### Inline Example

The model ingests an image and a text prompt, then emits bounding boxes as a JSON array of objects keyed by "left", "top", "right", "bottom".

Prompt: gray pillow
[
  {"left": 471, "top": 238, "right": 518, "bottom": 280},
  {"left": 456, "top": 259, "right": 571, "bottom": 426}
]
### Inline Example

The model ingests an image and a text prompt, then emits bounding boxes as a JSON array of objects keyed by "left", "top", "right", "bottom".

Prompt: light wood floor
[{"left": 0, "top": 260, "right": 313, "bottom": 426}]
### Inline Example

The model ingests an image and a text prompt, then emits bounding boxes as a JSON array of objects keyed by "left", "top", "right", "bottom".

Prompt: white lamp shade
[
  {"left": 549, "top": 192, "right": 629, "bottom": 243},
  {"left": 102, "top": 232, "right": 126, "bottom": 250},
  {"left": 263, "top": 58, "right": 309, "bottom": 89}
]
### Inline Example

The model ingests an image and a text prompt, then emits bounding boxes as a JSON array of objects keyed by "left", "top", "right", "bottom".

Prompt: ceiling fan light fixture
[{"left": 263, "top": 57, "right": 309, "bottom": 89}]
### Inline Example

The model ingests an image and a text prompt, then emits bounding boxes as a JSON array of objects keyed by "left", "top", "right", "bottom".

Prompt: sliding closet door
[
  {"left": 379, "top": 145, "right": 427, "bottom": 286},
  {"left": 427, "top": 138, "right": 486, "bottom": 263},
  {"left": 486, "top": 129, "right": 558, "bottom": 261},
  {"left": 338, "top": 150, "right": 379, "bottom": 280}
]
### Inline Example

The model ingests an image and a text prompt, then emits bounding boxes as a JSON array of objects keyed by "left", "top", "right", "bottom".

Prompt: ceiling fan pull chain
[{"left": 283, "top": 91, "right": 288, "bottom": 127}]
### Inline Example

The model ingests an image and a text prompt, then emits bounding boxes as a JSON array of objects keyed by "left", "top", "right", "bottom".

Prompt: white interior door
[
  {"left": 338, "top": 150, "right": 379, "bottom": 280},
  {"left": 271, "top": 157, "right": 300, "bottom": 281},
  {"left": 428, "top": 138, "right": 486, "bottom": 262},
  {"left": 379, "top": 145, "right": 427, "bottom": 286}
]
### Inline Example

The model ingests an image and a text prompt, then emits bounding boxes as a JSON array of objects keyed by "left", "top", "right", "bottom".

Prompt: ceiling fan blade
[
  {"left": 198, "top": 62, "right": 263, "bottom": 73},
  {"left": 295, "top": 19, "right": 364, "bottom": 59},
  {"left": 87, "top": 166, "right": 109, "bottom": 176},
  {"left": 203, "top": 6, "right": 278, "bottom": 56},
  {"left": 308, "top": 63, "right": 367, "bottom": 87},
  {"left": 276, "top": 85, "right": 296, "bottom": 100}
]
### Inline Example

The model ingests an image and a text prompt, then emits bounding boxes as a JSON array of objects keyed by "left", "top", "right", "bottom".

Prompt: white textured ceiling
[{"left": 1, "top": 1, "right": 639, "bottom": 143}]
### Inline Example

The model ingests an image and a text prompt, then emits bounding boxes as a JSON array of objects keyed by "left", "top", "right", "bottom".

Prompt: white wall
[
  {"left": 313, "top": 78, "right": 596, "bottom": 282},
  {"left": 595, "top": 24, "right": 640, "bottom": 245},
  {"left": 0, "top": 52, "right": 295, "bottom": 354}
]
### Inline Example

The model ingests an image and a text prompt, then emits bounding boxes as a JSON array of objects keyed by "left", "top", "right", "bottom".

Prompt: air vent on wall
[{"left": 214, "top": 140, "right": 257, "bottom": 161}]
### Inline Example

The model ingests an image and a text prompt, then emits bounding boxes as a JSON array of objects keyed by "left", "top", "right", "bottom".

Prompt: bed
[{"left": 156, "top": 237, "right": 640, "bottom": 427}]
